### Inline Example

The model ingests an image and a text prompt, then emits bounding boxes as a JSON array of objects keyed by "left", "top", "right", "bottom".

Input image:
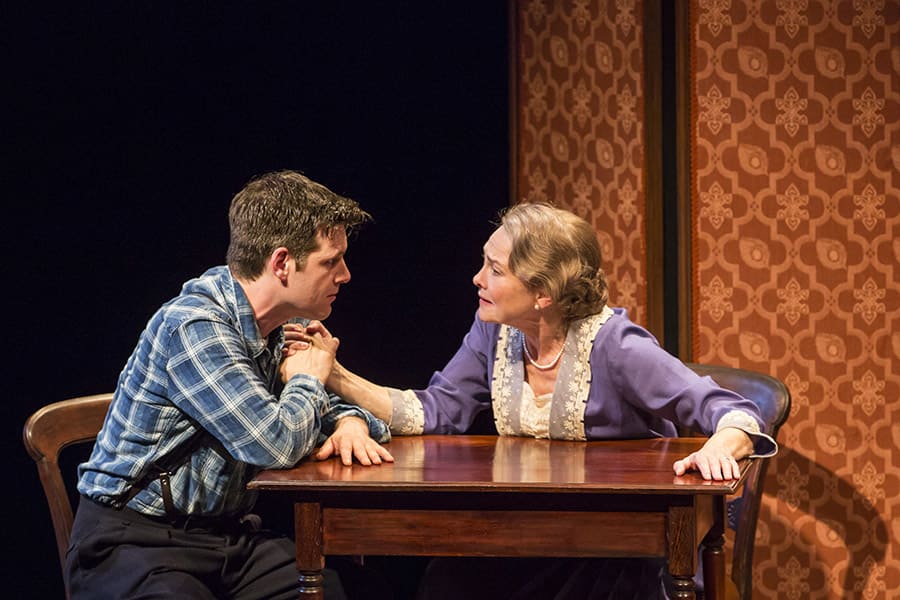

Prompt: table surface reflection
[
  {"left": 249, "top": 435, "right": 748, "bottom": 600},
  {"left": 250, "top": 434, "right": 744, "bottom": 495}
]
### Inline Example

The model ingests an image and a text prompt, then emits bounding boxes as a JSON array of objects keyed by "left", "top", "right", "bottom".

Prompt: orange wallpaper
[
  {"left": 511, "top": 0, "right": 649, "bottom": 326},
  {"left": 691, "top": 0, "right": 900, "bottom": 597}
]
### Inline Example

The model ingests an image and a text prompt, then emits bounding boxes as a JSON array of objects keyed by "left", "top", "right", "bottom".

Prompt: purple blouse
[{"left": 389, "top": 308, "right": 776, "bottom": 456}]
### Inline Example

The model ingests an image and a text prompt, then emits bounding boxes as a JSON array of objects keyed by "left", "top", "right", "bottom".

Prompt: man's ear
[{"left": 270, "top": 247, "right": 291, "bottom": 285}]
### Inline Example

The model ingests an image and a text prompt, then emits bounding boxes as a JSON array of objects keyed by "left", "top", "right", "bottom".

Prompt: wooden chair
[
  {"left": 685, "top": 363, "right": 791, "bottom": 600},
  {"left": 22, "top": 393, "right": 113, "bottom": 597}
]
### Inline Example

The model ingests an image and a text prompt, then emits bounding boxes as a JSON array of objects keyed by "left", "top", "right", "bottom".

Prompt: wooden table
[{"left": 249, "top": 435, "right": 747, "bottom": 600}]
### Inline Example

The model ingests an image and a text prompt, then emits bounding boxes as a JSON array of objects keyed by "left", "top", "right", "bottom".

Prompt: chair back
[
  {"left": 685, "top": 363, "right": 791, "bottom": 600},
  {"left": 22, "top": 393, "right": 113, "bottom": 594}
]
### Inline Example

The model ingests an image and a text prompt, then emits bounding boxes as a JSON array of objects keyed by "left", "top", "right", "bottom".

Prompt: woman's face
[{"left": 473, "top": 227, "right": 536, "bottom": 327}]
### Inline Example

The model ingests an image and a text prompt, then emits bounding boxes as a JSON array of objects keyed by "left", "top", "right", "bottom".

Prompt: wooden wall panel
[{"left": 690, "top": 1, "right": 900, "bottom": 597}]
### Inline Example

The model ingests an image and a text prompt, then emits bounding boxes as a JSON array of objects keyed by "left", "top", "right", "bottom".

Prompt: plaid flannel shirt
[{"left": 78, "top": 266, "right": 389, "bottom": 518}]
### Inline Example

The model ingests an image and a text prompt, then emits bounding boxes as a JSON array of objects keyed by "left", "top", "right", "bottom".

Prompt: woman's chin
[{"left": 477, "top": 306, "right": 500, "bottom": 323}]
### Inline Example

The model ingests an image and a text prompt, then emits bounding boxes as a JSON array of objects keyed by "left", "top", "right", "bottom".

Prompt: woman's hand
[
  {"left": 282, "top": 322, "right": 311, "bottom": 353},
  {"left": 672, "top": 427, "right": 754, "bottom": 480},
  {"left": 285, "top": 321, "right": 395, "bottom": 423},
  {"left": 314, "top": 416, "right": 394, "bottom": 466}
]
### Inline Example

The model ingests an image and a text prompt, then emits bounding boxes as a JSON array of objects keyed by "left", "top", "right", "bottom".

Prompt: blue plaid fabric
[{"left": 78, "top": 266, "right": 389, "bottom": 518}]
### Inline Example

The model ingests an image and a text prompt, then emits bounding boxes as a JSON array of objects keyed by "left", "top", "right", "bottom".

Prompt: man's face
[{"left": 288, "top": 228, "right": 351, "bottom": 320}]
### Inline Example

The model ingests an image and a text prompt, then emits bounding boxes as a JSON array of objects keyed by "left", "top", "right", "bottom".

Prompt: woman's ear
[{"left": 534, "top": 291, "right": 553, "bottom": 310}]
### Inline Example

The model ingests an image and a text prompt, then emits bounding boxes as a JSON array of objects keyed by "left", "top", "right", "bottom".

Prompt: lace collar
[{"left": 490, "top": 306, "right": 614, "bottom": 440}]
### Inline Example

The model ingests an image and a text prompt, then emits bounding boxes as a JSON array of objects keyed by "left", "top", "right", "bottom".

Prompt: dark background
[{"left": 5, "top": 3, "right": 508, "bottom": 597}]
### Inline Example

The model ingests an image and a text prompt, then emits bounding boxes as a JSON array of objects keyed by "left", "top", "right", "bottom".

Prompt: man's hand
[
  {"left": 314, "top": 416, "right": 394, "bottom": 466},
  {"left": 672, "top": 427, "right": 754, "bottom": 480},
  {"left": 280, "top": 321, "right": 339, "bottom": 384}
]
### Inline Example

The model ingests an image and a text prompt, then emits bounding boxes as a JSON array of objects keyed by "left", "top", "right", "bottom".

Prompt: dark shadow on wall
[{"left": 758, "top": 447, "right": 888, "bottom": 597}]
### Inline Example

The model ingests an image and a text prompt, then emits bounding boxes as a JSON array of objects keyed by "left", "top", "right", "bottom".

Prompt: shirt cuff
[
  {"left": 388, "top": 388, "right": 425, "bottom": 435},
  {"left": 715, "top": 409, "right": 778, "bottom": 458},
  {"left": 285, "top": 373, "right": 330, "bottom": 413}
]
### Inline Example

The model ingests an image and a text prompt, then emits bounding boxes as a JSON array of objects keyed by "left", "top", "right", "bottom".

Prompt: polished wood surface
[
  {"left": 249, "top": 435, "right": 749, "bottom": 600},
  {"left": 251, "top": 435, "right": 743, "bottom": 493}
]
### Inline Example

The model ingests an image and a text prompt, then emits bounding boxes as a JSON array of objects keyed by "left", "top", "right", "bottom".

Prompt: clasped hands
[
  {"left": 280, "top": 321, "right": 339, "bottom": 385},
  {"left": 282, "top": 321, "right": 393, "bottom": 467}
]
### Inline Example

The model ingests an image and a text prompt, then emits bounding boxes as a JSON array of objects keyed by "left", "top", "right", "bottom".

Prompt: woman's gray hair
[{"left": 500, "top": 203, "right": 609, "bottom": 322}]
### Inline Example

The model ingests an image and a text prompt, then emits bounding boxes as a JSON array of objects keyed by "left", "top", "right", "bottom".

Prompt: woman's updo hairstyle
[{"left": 500, "top": 203, "right": 609, "bottom": 323}]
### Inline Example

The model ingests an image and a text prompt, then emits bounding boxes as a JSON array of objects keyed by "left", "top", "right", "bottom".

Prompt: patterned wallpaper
[
  {"left": 513, "top": 0, "right": 900, "bottom": 598},
  {"left": 691, "top": 0, "right": 899, "bottom": 598},
  {"left": 511, "top": 0, "right": 650, "bottom": 327}
]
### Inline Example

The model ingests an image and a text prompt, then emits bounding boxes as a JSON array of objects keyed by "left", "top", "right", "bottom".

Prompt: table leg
[
  {"left": 667, "top": 506, "right": 697, "bottom": 600},
  {"left": 670, "top": 577, "right": 697, "bottom": 600},
  {"left": 701, "top": 496, "right": 727, "bottom": 600},
  {"left": 295, "top": 502, "right": 325, "bottom": 600},
  {"left": 702, "top": 537, "right": 725, "bottom": 600}
]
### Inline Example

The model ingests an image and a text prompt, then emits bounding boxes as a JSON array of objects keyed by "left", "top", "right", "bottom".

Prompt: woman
[{"left": 293, "top": 203, "right": 777, "bottom": 598}]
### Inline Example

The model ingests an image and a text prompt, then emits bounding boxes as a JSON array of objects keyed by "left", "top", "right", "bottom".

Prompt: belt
[
  {"left": 126, "top": 506, "right": 253, "bottom": 532},
  {"left": 83, "top": 496, "right": 249, "bottom": 533}
]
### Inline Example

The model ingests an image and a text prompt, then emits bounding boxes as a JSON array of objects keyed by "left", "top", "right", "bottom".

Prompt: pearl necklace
[{"left": 522, "top": 338, "right": 565, "bottom": 370}]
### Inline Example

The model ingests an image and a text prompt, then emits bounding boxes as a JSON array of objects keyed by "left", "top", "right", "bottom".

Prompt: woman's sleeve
[
  {"left": 387, "top": 316, "right": 494, "bottom": 435},
  {"left": 606, "top": 322, "right": 777, "bottom": 457}
]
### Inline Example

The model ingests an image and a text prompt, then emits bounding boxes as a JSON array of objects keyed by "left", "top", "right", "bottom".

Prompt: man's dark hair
[{"left": 226, "top": 170, "right": 371, "bottom": 280}]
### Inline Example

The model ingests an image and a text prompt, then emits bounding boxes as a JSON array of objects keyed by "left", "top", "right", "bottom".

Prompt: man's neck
[{"left": 234, "top": 274, "right": 285, "bottom": 338}]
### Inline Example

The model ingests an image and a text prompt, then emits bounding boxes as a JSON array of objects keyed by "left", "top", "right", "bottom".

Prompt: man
[{"left": 66, "top": 170, "right": 393, "bottom": 599}]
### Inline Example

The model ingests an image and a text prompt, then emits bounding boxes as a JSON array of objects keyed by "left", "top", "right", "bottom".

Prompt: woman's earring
[{"left": 534, "top": 303, "right": 540, "bottom": 311}]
